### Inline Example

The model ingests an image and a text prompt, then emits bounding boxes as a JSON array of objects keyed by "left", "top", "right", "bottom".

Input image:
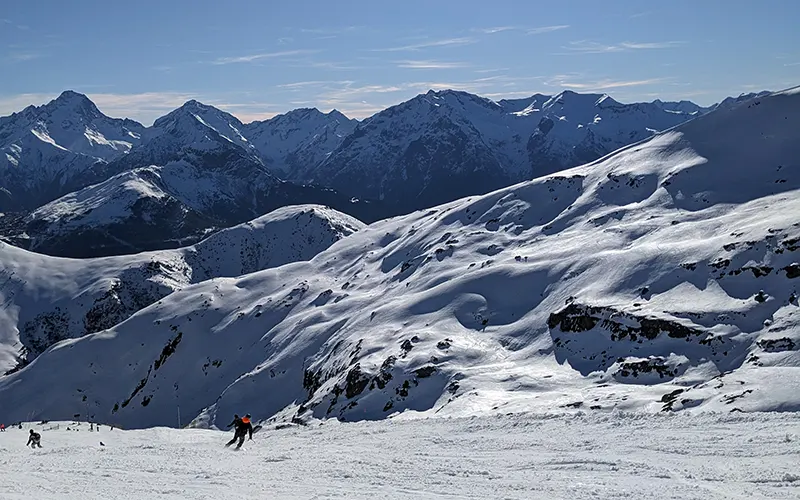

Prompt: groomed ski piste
[{"left": 2, "top": 412, "right": 799, "bottom": 499}]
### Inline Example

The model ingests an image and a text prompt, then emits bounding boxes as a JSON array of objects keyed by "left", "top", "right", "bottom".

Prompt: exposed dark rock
[
  {"left": 414, "top": 366, "right": 437, "bottom": 378},
  {"left": 437, "top": 338, "right": 453, "bottom": 350},
  {"left": 548, "top": 303, "right": 705, "bottom": 340},
  {"left": 757, "top": 337, "right": 796, "bottom": 352},
  {"left": 745, "top": 266, "right": 773, "bottom": 278},
  {"left": 783, "top": 263, "right": 800, "bottom": 279},
  {"left": 722, "top": 390, "right": 753, "bottom": 404},
  {"left": 154, "top": 332, "right": 183, "bottom": 370},
  {"left": 615, "top": 357, "right": 678, "bottom": 380},
  {"left": 374, "top": 356, "right": 396, "bottom": 390},
  {"left": 344, "top": 364, "right": 370, "bottom": 399},
  {"left": 660, "top": 388, "right": 685, "bottom": 406}
]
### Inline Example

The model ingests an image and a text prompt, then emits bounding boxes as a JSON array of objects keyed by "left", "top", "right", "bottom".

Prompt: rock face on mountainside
[
  {"left": 0, "top": 205, "right": 364, "bottom": 374},
  {"left": 0, "top": 88, "right": 796, "bottom": 428},
  {"left": 306, "top": 89, "right": 699, "bottom": 213}
]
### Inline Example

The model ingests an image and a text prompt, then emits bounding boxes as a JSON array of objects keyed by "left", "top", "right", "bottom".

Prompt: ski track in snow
[{"left": 1, "top": 412, "right": 799, "bottom": 499}]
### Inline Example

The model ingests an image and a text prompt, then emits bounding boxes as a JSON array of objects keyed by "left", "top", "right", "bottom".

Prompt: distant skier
[
  {"left": 26, "top": 429, "right": 42, "bottom": 448},
  {"left": 225, "top": 413, "right": 253, "bottom": 449},
  {"left": 0, "top": 423, "right": 5, "bottom": 432}
]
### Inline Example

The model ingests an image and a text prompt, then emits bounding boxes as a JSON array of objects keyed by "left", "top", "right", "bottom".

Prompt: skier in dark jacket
[
  {"left": 225, "top": 413, "right": 253, "bottom": 449},
  {"left": 26, "top": 429, "right": 42, "bottom": 448}
]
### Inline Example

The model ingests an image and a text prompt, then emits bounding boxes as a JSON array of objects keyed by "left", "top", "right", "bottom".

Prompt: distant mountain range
[{"left": 0, "top": 89, "right": 768, "bottom": 257}]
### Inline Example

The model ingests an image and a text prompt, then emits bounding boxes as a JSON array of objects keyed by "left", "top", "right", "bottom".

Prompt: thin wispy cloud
[
  {"left": 562, "top": 40, "right": 685, "bottom": 54},
  {"left": 527, "top": 25, "right": 570, "bottom": 35},
  {"left": 295, "top": 60, "right": 364, "bottom": 71},
  {"left": 7, "top": 52, "right": 43, "bottom": 62},
  {"left": 553, "top": 78, "right": 667, "bottom": 90},
  {"left": 395, "top": 60, "right": 470, "bottom": 69},
  {"left": 620, "top": 41, "right": 685, "bottom": 49},
  {"left": 299, "top": 26, "right": 362, "bottom": 35},
  {"left": 278, "top": 80, "right": 354, "bottom": 90},
  {"left": 211, "top": 49, "right": 320, "bottom": 65},
  {"left": 784, "top": 62, "right": 800, "bottom": 67},
  {"left": 372, "top": 37, "right": 476, "bottom": 52},
  {"left": 474, "top": 26, "right": 517, "bottom": 34}
]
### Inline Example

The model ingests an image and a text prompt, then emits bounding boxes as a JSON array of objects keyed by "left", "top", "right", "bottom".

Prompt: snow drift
[{"left": 0, "top": 88, "right": 798, "bottom": 429}]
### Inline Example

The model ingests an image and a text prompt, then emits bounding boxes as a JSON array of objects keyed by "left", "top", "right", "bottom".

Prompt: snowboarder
[
  {"left": 225, "top": 413, "right": 253, "bottom": 449},
  {"left": 26, "top": 429, "right": 42, "bottom": 448}
]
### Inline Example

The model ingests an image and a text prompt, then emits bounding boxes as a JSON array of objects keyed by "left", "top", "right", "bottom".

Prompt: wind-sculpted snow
[
  {"left": 0, "top": 205, "right": 364, "bottom": 374},
  {"left": 1, "top": 88, "right": 797, "bottom": 429}
]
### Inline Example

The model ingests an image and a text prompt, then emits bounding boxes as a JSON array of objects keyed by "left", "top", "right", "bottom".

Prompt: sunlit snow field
[{"left": 2, "top": 412, "right": 799, "bottom": 499}]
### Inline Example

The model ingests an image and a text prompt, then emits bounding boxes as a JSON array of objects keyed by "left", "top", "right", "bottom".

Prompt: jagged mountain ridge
[
  {"left": 306, "top": 89, "right": 705, "bottom": 213},
  {"left": 0, "top": 204, "right": 364, "bottom": 374},
  {"left": 0, "top": 89, "right": 765, "bottom": 257},
  {"left": 2, "top": 99, "right": 385, "bottom": 257},
  {"left": 0, "top": 87, "right": 796, "bottom": 429}
]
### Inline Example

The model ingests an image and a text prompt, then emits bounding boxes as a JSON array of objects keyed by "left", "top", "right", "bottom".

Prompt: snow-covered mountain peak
[
  {"left": 148, "top": 101, "right": 256, "bottom": 156},
  {"left": 543, "top": 90, "right": 606, "bottom": 110},
  {"left": 50, "top": 90, "right": 101, "bottom": 116},
  {"left": 242, "top": 107, "right": 357, "bottom": 178},
  {"left": 594, "top": 94, "right": 623, "bottom": 108},
  {"left": 498, "top": 94, "right": 552, "bottom": 113},
  {"left": 326, "top": 109, "right": 351, "bottom": 122},
  {"left": 0, "top": 92, "right": 148, "bottom": 210},
  {"left": 422, "top": 88, "right": 503, "bottom": 113}
]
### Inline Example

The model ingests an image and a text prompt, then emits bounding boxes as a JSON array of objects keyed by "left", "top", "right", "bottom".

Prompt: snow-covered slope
[
  {"left": 0, "top": 91, "right": 145, "bottom": 210},
  {"left": 308, "top": 89, "right": 699, "bottom": 213},
  {"left": 243, "top": 108, "right": 357, "bottom": 179},
  {"left": 0, "top": 205, "right": 363, "bottom": 374},
  {"left": 3, "top": 413, "right": 799, "bottom": 500},
  {"left": 1, "top": 87, "right": 796, "bottom": 429}
]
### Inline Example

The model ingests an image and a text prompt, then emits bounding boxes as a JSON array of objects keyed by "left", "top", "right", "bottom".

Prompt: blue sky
[{"left": 1, "top": 0, "right": 798, "bottom": 123}]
